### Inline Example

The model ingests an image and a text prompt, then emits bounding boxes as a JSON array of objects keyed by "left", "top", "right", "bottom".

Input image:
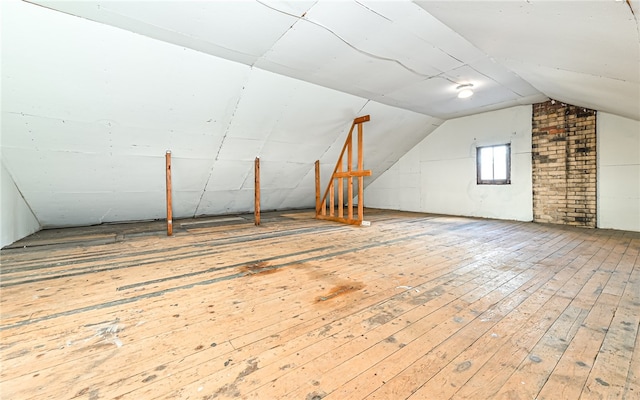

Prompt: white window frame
[{"left": 477, "top": 144, "right": 511, "bottom": 185}]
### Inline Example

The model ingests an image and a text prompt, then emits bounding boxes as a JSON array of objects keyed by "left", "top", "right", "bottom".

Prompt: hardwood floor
[{"left": 1, "top": 209, "right": 638, "bottom": 399}]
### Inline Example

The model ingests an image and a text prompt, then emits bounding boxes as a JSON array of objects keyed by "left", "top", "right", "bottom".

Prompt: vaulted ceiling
[{"left": 1, "top": 0, "right": 638, "bottom": 228}]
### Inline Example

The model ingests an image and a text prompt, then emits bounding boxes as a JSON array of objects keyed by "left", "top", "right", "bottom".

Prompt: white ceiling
[
  {"left": 23, "top": 0, "right": 639, "bottom": 120},
  {"left": 417, "top": 0, "right": 640, "bottom": 121},
  {"left": 1, "top": 0, "right": 638, "bottom": 228}
]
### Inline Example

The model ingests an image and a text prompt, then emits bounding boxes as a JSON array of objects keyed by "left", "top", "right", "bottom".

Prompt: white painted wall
[
  {"left": 366, "top": 106, "right": 533, "bottom": 221},
  {"left": 597, "top": 113, "right": 640, "bottom": 232},
  {"left": 1, "top": 162, "right": 40, "bottom": 247},
  {"left": 1, "top": 1, "right": 439, "bottom": 233}
]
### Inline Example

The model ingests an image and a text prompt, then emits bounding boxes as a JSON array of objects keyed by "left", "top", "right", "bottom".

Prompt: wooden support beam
[
  {"left": 357, "top": 122, "right": 364, "bottom": 221},
  {"left": 353, "top": 115, "right": 370, "bottom": 124},
  {"left": 338, "top": 162, "right": 344, "bottom": 219},
  {"left": 315, "top": 160, "right": 321, "bottom": 215},
  {"left": 165, "top": 150, "right": 173, "bottom": 236},
  {"left": 329, "top": 179, "right": 335, "bottom": 216},
  {"left": 347, "top": 135, "right": 353, "bottom": 220},
  {"left": 333, "top": 170, "right": 372, "bottom": 178},
  {"left": 315, "top": 214, "right": 362, "bottom": 225},
  {"left": 319, "top": 125, "right": 356, "bottom": 206},
  {"left": 315, "top": 115, "right": 370, "bottom": 225},
  {"left": 254, "top": 157, "right": 260, "bottom": 226},
  {"left": 357, "top": 122, "right": 364, "bottom": 171}
]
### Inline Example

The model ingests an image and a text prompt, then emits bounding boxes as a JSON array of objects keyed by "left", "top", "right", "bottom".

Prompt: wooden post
[
  {"left": 255, "top": 157, "right": 261, "bottom": 226},
  {"left": 329, "top": 178, "right": 335, "bottom": 216},
  {"left": 347, "top": 135, "right": 353, "bottom": 220},
  {"left": 315, "top": 115, "right": 371, "bottom": 225},
  {"left": 357, "top": 122, "right": 364, "bottom": 221},
  {"left": 315, "top": 160, "right": 321, "bottom": 215},
  {"left": 338, "top": 161, "right": 344, "bottom": 218},
  {"left": 165, "top": 150, "right": 173, "bottom": 236}
]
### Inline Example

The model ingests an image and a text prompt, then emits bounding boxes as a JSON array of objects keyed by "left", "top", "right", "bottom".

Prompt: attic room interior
[{"left": 1, "top": 0, "right": 639, "bottom": 399}]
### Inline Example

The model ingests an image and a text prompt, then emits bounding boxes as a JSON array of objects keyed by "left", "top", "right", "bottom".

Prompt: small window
[{"left": 477, "top": 144, "right": 511, "bottom": 184}]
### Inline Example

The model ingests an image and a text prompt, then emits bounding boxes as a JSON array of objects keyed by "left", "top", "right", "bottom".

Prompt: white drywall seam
[{"left": 1, "top": 161, "right": 40, "bottom": 247}]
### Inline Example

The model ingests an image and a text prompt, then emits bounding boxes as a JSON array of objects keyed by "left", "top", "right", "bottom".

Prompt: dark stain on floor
[
  {"left": 306, "top": 391, "right": 327, "bottom": 400},
  {"left": 209, "top": 358, "right": 259, "bottom": 399},
  {"left": 240, "top": 261, "right": 278, "bottom": 276},
  {"left": 315, "top": 283, "right": 364, "bottom": 303},
  {"left": 455, "top": 360, "right": 472, "bottom": 372},
  {"left": 366, "top": 311, "right": 395, "bottom": 327}
]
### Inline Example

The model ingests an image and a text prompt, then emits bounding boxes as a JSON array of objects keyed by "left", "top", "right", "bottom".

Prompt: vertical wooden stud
[
  {"left": 165, "top": 150, "right": 173, "bottom": 236},
  {"left": 357, "top": 122, "right": 364, "bottom": 221},
  {"left": 338, "top": 161, "right": 344, "bottom": 218},
  {"left": 357, "top": 122, "right": 364, "bottom": 171},
  {"left": 347, "top": 134, "right": 354, "bottom": 220},
  {"left": 254, "top": 157, "right": 261, "bottom": 226},
  {"left": 329, "top": 178, "right": 335, "bottom": 216},
  {"left": 315, "top": 160, "right": 321, "bottom": 216}
]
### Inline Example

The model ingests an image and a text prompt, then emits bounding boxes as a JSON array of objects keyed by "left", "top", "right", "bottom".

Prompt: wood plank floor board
[
  {"left": 0, "top": 220, "right": 580, "bottom": 398},
  {"left": 535, "top": 293, "right": 620, "bottom": 400},
  {"left": 1, "top": 230, "right": 440, "bottom": 354},
  {"left": 1, "top": 210, "right": 638, "bottom": 400},
  {"left": 3, "top": 220, "right": 504, "bottom": 398},
  {"left": 412, "top": 231, "right": 622, "bottom": 399},
  {"left": 246, "top": 249, "right": 538, "bottom": 399},
  {"left": 488, "top": 237, "right": 630, "bottom": 400},
  {"left": 0, "top": 228, "right": 604, "bottom": 350},
  {"left": 279, "top": 259, "right": 559, "bottom": 400},
  {"left": 344, "top": 231, "right": 592, "bottom": 400},
  {"left": 612, "top": 245, "right": 640, "bottom": 400},
  {"left": 447, "top": 235, "right": 628, "bottom": 400},
  {"left": 149, "top": 234, "right": 524, "bottom": 395},
  {"left": 360, "top": 264, "right": 569, "bottom": 399},
  {"left": 1, "top": 236, "right": 460, "bottom": 396},
  {"left": 448, "top": 295, "right": 574, "bottom": 400}
]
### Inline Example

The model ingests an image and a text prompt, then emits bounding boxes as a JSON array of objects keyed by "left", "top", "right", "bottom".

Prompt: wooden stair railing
[{"left": 315, "top": 115, "right": 372, "bottom": 225}]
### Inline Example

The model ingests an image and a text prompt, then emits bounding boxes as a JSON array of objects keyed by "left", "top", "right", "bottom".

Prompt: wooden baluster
[
  {"left": 329, "top": 179, "right": 335, "bottom": 216},
  {"left": 347, "top": 133, "right": 353, "bottom": 221},
  {"left": 357, "top": 122, "right": 364, "bottom": 222},
  {"left": 338, "top": 160, "right": 344, "bottom": 218}
]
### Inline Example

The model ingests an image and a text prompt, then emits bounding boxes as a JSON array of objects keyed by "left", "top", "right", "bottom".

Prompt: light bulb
[{"left": 456, "top": 84, "right": 474, "bottom": 98}]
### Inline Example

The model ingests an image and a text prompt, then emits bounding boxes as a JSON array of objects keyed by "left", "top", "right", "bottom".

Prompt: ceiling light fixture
[{"left": 456, "top": 84, "right": 474, "bottom": 99}]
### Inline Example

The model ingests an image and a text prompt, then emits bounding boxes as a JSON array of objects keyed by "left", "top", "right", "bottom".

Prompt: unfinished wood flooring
[{"left": 1, "top": 209, "right": 638, "bottom": 400}]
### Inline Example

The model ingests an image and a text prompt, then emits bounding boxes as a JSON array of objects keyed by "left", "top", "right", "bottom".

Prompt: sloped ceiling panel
[
  {"left": 252, "top": 0, "right": 548, "bottom": 118},
  {"left": 26, "top": 0, "right": 548, "bottom": 119},
  {"left": 24, "top": 0, "right": 310, "bottom": 66},
  {"left": 196, "top": 68, "right": 442, "bottom": 216},
  {"left": 20, "top": 0, "right": 637, "bottom": 121},
  {"left": 192, "top": 67, "right": 369, "bottom": 217},
  {"left": 417, "top": 0, "right": 640, "bottom": 120},
  {"left": 2, "top": 1, "right": 248, "bottom": 226},
  {"left": 1, "top": 1, "right": 442, "bottom": 227}
]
